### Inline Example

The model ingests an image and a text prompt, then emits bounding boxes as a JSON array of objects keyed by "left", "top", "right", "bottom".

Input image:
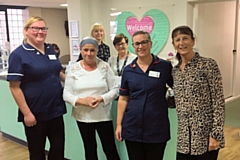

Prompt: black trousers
[
  {"left": 23, "top": 116, "right": 65, "bottom": 160},
  {"left": 177, "top": 149, "right": 219, "bottom": 160},
  {"left": 125, "top": 140, "right": 167, "bottom": 160},
  {"left": 77, "top": 121, "right": 120, "bottom": 160}
]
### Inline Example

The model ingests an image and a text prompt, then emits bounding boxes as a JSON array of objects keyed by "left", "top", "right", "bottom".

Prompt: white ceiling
[{"left": 0, "top": 0, "right": 67, "bottom": 9}]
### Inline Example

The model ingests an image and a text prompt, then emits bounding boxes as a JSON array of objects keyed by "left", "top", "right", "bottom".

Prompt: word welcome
[{"left": 126, "top": 16, "right": 154, "bottom": 36}]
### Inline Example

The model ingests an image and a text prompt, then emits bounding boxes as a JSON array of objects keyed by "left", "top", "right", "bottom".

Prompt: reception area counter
[{"left": 0, "top": 79, "right": 177, "bottom": 160}]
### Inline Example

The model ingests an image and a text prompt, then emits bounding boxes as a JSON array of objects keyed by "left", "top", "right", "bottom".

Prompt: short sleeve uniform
[
  {"left": 7, "top": 43, "right": 66, "bottom": 122},
  {"left": 120, "top": 54, "right": 173, "bottom": 143}
]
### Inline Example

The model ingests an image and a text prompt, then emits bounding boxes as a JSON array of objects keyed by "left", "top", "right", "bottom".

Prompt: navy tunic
[
  {"left": 7, "top": 43, "right": 66, "bottom": 122},
  {"left": 119, "top": 54, "right": 173, "bottom": 143}
]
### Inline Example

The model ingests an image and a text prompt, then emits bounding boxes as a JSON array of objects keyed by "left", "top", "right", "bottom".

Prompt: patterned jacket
[
  {"left": 76, "top": 42, "right": 110, "bottom": 62},
  {"left": 172, "top": 52, "right": 225, "bottom": 155}
]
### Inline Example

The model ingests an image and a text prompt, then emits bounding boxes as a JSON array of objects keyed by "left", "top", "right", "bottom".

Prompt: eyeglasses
[
  {"left": 132, "top": 40, "right": 150, "bottom": 48},
  {"left": 28, "top": 26, "right": 48, "bottom": 32},
  {"left": 115, "top": 42, "right": 126, "bottom": 47}
]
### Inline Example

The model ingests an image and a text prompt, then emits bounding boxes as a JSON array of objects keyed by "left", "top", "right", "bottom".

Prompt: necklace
[{"left": 117, "top": 52, "right": 129, "bottom": 76}]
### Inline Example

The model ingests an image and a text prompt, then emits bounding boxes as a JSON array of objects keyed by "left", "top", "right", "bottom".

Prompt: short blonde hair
[
  {"left": 90, "top": 23, "right": 105, "bottom": 42},
  {"left": 23, "top": 16, "right": 46, "bottom": 43}
]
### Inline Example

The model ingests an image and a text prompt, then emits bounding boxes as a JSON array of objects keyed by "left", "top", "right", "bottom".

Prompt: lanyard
[{"left": 117, "top": 52, "right": 129, "bottom": 76}]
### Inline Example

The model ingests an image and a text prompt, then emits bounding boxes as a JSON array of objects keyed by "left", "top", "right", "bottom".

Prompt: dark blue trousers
[{"left": 125, "top": 140, "right": 167, "bottom": 160}]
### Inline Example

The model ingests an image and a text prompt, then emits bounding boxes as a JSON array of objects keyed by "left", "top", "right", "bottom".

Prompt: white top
[
  {"left": 63, "top": 58, "right": 118, "bottom": 122},
  {"left": 108, "top": 53, "right": 137, "bottom": 76}
]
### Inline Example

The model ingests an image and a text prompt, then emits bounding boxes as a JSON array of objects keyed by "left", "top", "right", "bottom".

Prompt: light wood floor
[
  {"left": 0, "top": 126, "right": 240, "bottom": 160},
  {"left": 0, "top": 132, "right": 29, "bottom": 160},
  {"left": 218, "top": 126, "right": 240, "bottom": 160}
]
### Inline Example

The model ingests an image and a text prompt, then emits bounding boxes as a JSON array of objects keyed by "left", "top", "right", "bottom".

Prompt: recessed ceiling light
[
  {"left": 110, "top": 8, "right": 117, "bottom": 11},
  {"left": 60, "top": 4, "right": 68, "bottom": 7},
  {"left": 110, "top": 12, "right": 122, "bottom": 16}
]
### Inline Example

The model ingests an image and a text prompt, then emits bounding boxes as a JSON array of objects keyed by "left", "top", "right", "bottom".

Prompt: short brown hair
[
  {"left": 113, "top": 33, "right": 128, "bottom": 46},
  {"left": 51, "top": 43, "right": 59, "bottom": 50}
]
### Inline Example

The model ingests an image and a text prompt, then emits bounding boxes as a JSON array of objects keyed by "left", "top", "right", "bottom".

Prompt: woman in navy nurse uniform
[
  {"left": 7, "top": 16, "right": 66, "bottom": 160},
  {"left": 115, "top": 30, "right": 173, "bottom": 160}
]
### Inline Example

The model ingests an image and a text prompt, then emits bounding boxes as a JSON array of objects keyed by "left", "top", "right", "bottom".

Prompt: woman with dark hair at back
[
  {"left": 51, "top": 43, "right": 60, "bottom": 58},
  {"left": 108, "top": 33, "right": 136, "bottom": 86},
  {"left": 171, "top": 25, "right": 225, "bottom": 160}
]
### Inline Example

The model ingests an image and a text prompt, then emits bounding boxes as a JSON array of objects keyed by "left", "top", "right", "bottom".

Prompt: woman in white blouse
[{"left": 63, "top": 37, "right": 120, "bottom": 160}]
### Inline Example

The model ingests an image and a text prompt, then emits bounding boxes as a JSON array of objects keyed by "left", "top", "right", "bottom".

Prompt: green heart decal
[{"left": 115, "top": 9, "right": 169, "bottom": 55}]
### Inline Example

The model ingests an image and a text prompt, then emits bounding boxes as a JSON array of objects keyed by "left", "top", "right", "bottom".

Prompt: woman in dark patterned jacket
[
  {"left": 171, "top": 26, "right": 225, "bottom": 160},
  {"left": 76, "top": 23, "right": 110, "bottom": 62}
]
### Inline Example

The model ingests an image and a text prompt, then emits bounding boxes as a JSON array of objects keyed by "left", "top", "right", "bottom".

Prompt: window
[
  {"left": 7, "top": 9, "right": 28, "bottom": 51},
  {"left": 0, "top": 11, "right": 7, "bottom": 50},
  {"left": 0, "top": 6, "right": 28, "bottom": 52},
  {"left": 110, "top": 21, "right": 117, "bottom": 41}
]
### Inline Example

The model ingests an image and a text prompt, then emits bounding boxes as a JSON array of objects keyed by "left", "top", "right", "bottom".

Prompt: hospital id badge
[
  {"left": 149, "top": 70, "right": 160, "bottom": 78},
  {"left": 48, "top": 55, "right": 57, "bottom": 60}
]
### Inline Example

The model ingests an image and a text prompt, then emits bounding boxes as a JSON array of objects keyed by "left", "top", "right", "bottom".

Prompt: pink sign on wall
[
  {"left": 126, "top": 16, "right": 154, "bottom": 36},
  {"left": 115, "top": 9, "right": 169, "bottom": 55}
]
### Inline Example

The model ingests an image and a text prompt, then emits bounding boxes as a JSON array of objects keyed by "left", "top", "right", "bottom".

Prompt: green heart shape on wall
[{"left": 115, "top": 9, "right": 169, "bottom": 55}]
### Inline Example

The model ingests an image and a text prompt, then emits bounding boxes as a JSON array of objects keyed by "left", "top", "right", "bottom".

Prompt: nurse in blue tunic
[
  {"left": 115, "top": 30, "right": 173, "bottom": 160},
  {"left": 7, "top": 16, "right": 66, "bottom": 160}
]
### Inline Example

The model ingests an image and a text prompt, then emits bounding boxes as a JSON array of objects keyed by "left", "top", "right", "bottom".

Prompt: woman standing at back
[
  {"left": 108, "top": 33, "right": 137, "bottom": 87},
  {"left": 108, "top": 33, "right": 137, "bottom": 76},
  {"left": 77, "top": 23, "right": 110, "bottom": 62}
]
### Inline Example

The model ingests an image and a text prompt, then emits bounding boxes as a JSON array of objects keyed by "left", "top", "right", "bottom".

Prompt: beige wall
[
  {"left": 193, "top": 1, "right": 235, "bottom": 98},
  {"left": 28, "top": 7, "right": 70, "bottom": 59},
  {"left": 67, "top": 0, "right": 240, "bottom": 99},
  {"left": 67, "top": 0, "right": 191, "bottom": 61},
  {"left": 67, "top": 0, "right": 111, "bottom": 61}
]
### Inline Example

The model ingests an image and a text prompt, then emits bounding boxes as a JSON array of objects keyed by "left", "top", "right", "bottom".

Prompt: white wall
[{"left": 28, "top": 7, "right": 70, "bottom": 58}]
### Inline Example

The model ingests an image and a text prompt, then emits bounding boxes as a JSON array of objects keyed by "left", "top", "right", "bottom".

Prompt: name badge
[
  {"left": 48, "top": 55, "right": 57, "bottom": 60},
  {"left": 149, "top": 70, "right": 160, "bottom": 78}
]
